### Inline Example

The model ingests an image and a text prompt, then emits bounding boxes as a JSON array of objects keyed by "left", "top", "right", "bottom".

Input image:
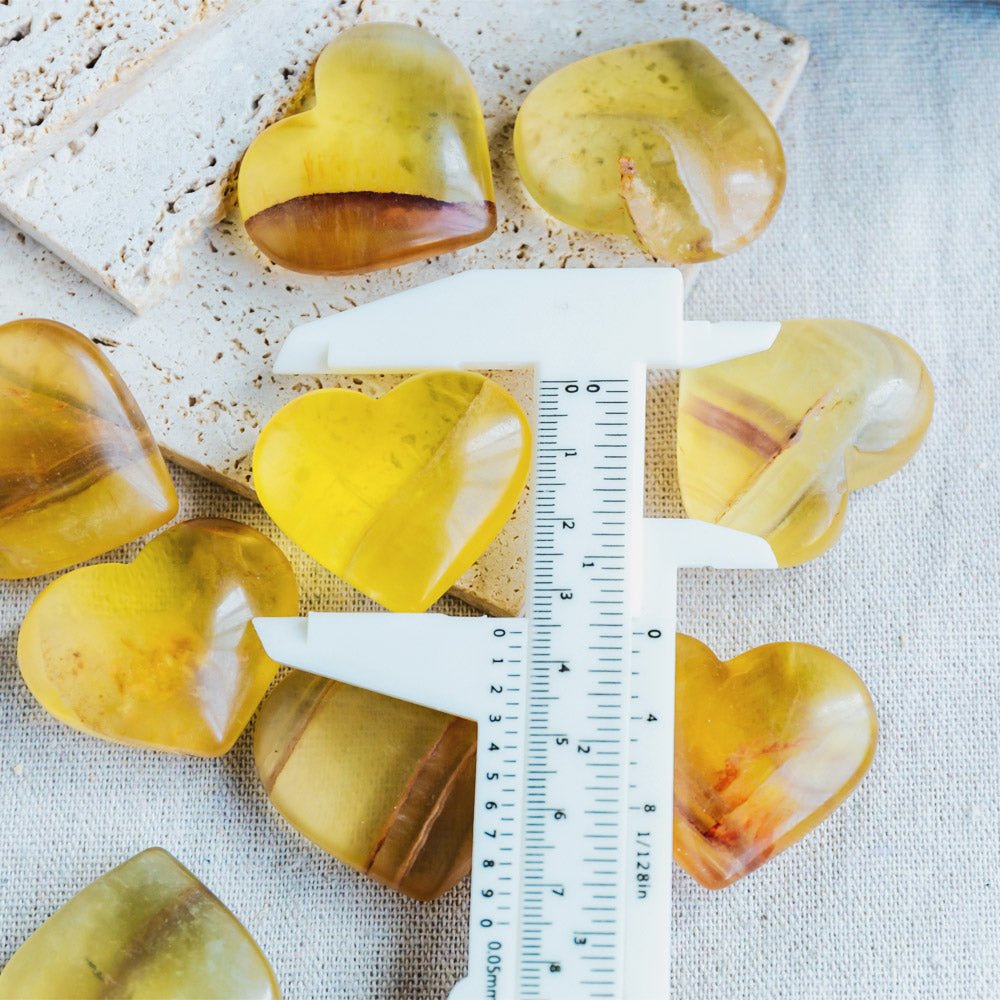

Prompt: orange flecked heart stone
[{"left": 674, "top": 633, "right": 877, "bottom": 888}]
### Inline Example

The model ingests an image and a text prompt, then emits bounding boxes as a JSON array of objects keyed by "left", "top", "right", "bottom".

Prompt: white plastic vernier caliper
[{"left": 253, "top": 268, "right": 779, "bottom": 1000}]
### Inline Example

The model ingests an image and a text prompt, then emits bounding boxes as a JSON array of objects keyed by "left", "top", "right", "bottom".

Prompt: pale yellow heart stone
[
  {"left": 677, "top": 319, "right": 933, "bottom": 565},
  {"left": 514, "top": 38, "right": 785, "bottom": 263},
  {"left": 0, "top": 848, "right": 280, "bottom": 999},
  {"left": 18, "top": 519, "right": 299, "bottom": 756}
]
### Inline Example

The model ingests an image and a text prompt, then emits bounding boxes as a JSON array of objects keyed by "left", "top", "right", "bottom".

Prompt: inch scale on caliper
[{"left": 253, "top": 268, "right": 779, "bottom": 999}]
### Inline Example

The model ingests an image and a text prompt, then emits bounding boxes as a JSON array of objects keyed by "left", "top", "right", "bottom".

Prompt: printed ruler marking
[{"left": 515, "top": 371, "right": 640, "bottom": 999}]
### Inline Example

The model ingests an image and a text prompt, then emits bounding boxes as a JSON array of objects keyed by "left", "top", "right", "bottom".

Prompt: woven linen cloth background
[{"left": 1, "top": 0, "right": 999, "bottom": 997}]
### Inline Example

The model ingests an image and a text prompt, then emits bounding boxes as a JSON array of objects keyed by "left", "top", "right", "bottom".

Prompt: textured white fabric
[{"left": 1, "top": 1, "right": 999, "bottom": 997}]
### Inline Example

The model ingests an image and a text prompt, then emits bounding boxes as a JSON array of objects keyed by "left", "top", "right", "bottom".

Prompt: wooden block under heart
[{"left": 0, "top": 0, "right": 809, "bottom": 617}]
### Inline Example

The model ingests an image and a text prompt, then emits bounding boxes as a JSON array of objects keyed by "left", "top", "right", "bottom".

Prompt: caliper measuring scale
[{"left": 254, "top": 268, "right": 779, "bottom": 999}]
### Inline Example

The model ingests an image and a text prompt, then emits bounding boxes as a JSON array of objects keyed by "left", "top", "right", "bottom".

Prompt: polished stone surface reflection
[{"left": 0, "top": 848, "right": 280, "bottom": 999}]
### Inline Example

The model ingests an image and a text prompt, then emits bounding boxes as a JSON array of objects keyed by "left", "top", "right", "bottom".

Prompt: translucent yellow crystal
[
  {"left": 677, "top": 319, "right": 933, "bottom": 565},
  {"left": 17, "top": 518, "right": 299, "bottom": 756},
  {"left": 513, "top": 38, "right": 785, "bottom": 263},
  {"left": 252, "top": 371, "right": 531, "bottom": 612},
  {"left": 254, "top": 671, "right": 477, "bottom": 901},
  {"left": 0, "top": 848, "right": 280, "bottom": 999},
  {"left": 238, "top": 22, "right": 495, "bottom": 274},
  {"left": 674, "top": 634, "right": 877, "bottom": 889},
  {"left": 0, "top": 318, "right": 177, "bottom": 579}
]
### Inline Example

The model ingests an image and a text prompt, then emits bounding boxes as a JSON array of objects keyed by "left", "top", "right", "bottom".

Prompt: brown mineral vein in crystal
[
  {"left": 244, "top": 190, "right": 496, "bottom": 275},
  {"left": 96, "top": 885, "right": 205, "bottom": 994}
]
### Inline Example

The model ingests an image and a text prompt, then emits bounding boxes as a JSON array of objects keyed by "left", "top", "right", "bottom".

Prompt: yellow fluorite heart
[
  {"left": 0, "top": 849, "right": 280, "bottom": 999},
  {"left": 17, "top": 519, "right": 299, "bottom": 756},
  {"left": 677, "top": 319, "right": 933, "bottom": 565},
  {"left": 514, "top": 38, "right": 785, "bottom": 263},
  {"left": 0, "top": 318, "right": 177, "bottom": 579},
  {"left": 253, "top": 371, "right": 531, "bottom": 612},
  {"left": 238, "top": 22, "right": 495, "bottom": 275},
  {"left": 254, "top": 671, "right": 477, "bottom": 901},
  {"left": 674, "top": 634, "right": 878, "bottom": 889}
]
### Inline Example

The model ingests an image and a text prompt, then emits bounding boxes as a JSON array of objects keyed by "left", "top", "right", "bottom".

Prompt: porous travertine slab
[
  {"left": 0, "top": 0, "right": 228, "bottom": 175},
  {"left": 0, "top": 0, "right": 809, "bottom": 615},
  {"left": 0, "top": 0, "right": 354, "bottom": 311}
]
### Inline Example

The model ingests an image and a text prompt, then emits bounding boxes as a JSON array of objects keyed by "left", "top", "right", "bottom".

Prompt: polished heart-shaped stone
[
  {"left": 514, "top": 38, "right": 785, "bottom": 264},
  {"left": 674, "top": 634, "right": 877, "bottom": 889},
  {"left": 0, "top": 848, "right": 280, "bottom": 999},
  {"left": 677, "top": 319, "right": 933, "bottom": 566},
  {"left": 238, "top": 22, "right": 495, "bottom": 275},
  {"left": 18, "top": 518, "right": 299, "bottom": 756},
  {"left": 253, "top": 371, "right": 531, "bottom": 613},
  {"left": 254, "top": 671, "right": 477, "bottom": 901},
  {"left": 0, "top": 318, "right": 177, "bottom": 579}
]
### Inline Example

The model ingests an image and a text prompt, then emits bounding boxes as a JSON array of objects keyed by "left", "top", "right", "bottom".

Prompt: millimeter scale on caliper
[{"left": 253, "top": 268, "right": 779, "bottom": 1000}]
